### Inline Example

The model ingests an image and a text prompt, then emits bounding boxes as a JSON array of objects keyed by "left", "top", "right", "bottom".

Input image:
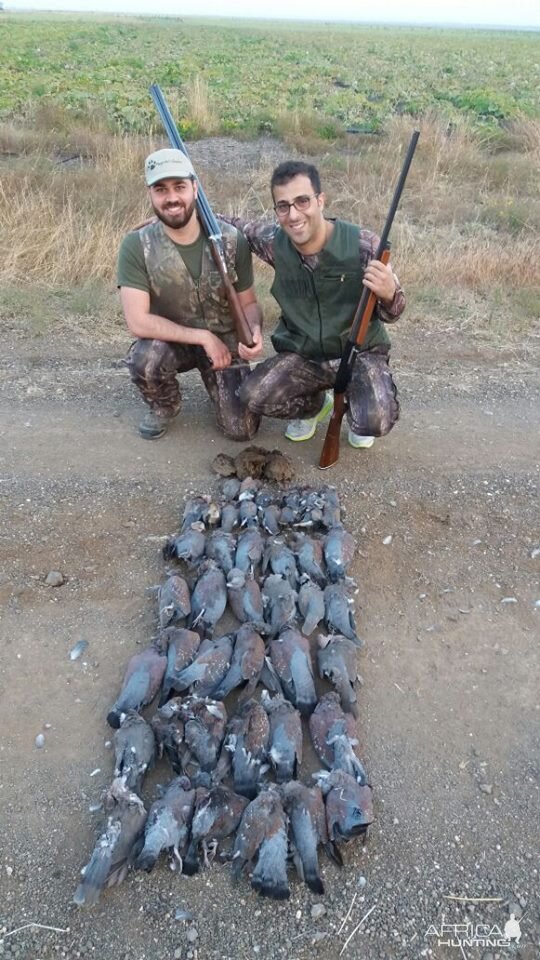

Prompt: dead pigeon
[
  {"left": 255, "top": 487, "right": 279, "bottom": 509},
  {"left": 178, "top": 696, "right": 228, "bottom": 774},
  {"left": 239, "top": 499, "right": 259, "bottom": 528},
  {"left": 315, "top": 769, "right": 374, "bottom": 840},
  {"left": 234, "top": 446, "right": 268, "bottom": 480},
  {"left": 263, "top": 449, "right": 294, "bottom": 484},
  {"left": 235, "top": 529, "right": 264, "bottom": 575},
  {"left": 159, "top": 628, "right": 202, "bottom": 704},
  {"left": 112, "top": 711, "right": 156, "bottom": 794},
  {"left": 298, "top": 576, "right": 325, "bottom": 636},
  {"left": 226, "top": 698, "right": 270, "bottom": 800},
  {"left": 212, "top": 452, "right": 236, "bottom": 477},
  {"left": 317, "top": 634, "right": 358, "bottom": 715},
  {"left": 309, "top": 692, "right": 366, "bottom": 783},
  {"left": 221, "top": 477, "right": 241, "bottom": 499},
  {"left": 107, "top": 646, "right": 167, "bottom": 729},
  {"left": 261, "top": 503, "right": 281, "bottom": 536},
  {"left": 269, "top": 627, "right": 317, "bottom": 716},
  {"left": 323, "top": 524, "right": 356, "bottom": 582},
  {"left": 238, "top": 476, "right": 262, "bottom": 501},
  {"left": 201, "top": 500, "right": 221, "bottom": 527},
  {"left": 181, "top": 496, "right": 210, "bottom": 531},
  {"left": 73, "top": 778, "right": 147, "bottom": 906},
  {"left": 221, "top": 503, "right": 240, "bottom": 533},
  {"left": 262, "top": 574, "right": 297, "bottom": 638},
  {"left": 292, "top": 533, "right": 326, "bottom": 587},
  {"left": 205, "top": 530, "right": 237, "bottom": 576},
  {"left": 189, "top": 560, "right": 228, "bottom": 635},
  {"left": 183, "top": 786, "right": 248, "bottom": 875},
  {"left": 150, "top": 701, "right": 187, "bottom": 774},
  {"left": 261, "top": 690, "right": 303, "bottom": 783},
  {"left": 232, "top": 787, "right": 290, "bottom": 899},
  {"left": 281, "top": 781, "right": 338, "bottom": 894},
  {"left": 324, "top": 583, "right": 361, "bottom": 646},
  {"left": 134, "top": 775, "right": 195, "bottom": 873},
  {"left": 320, "top": 486, "right": 342, "bottom": 529},
  {"left": 162, "top": 527, "right": 206, "bottom": 567},
  {"left": 226, "top": 569, "right": 266, "bottom": 631},
  {"left": 213, "top": 624, "right": 266, "bottom": 701},
  {"left": 172, "top": 634, "right": 233, "bottom": 698},
  {"left": 158, "top": 573, "right": 191, "bottom": 629},
  {"left": 262, "top": 539, "right": 298, "bottom": 588}
]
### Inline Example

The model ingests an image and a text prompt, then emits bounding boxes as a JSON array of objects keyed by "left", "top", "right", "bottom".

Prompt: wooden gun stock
[
  {"left": 319, "top": 248, "right": 391, "bottom": 470},
  {"left": 209, "top": 240, "right": 254, "bottom": 347}
]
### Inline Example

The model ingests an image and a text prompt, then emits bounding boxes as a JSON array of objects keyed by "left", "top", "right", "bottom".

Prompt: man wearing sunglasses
[{"left": 224, "top": 160, "right": 405, "bottom": 448}]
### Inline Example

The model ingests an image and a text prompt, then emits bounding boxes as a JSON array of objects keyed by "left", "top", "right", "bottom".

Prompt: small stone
[
  {"left": 5, "top": 865, "right": 13, "bottom": 877},
  {"left": 45, "top": 570, "right": 65, "bottom": 587},
  {"left": 479, "top": 783, "right": 493, "bottom": 795},
  {"left": 174, "top": 950, "right": 182, "bottom": 960},
  {"left": 311, "top": 904, "right": 326, "bottom": 920},
  {"left": 500, "top": 597, "right": 517, "bottom": 604},
  {"left": 357, "top": 875, "right": 367, "bottom": 888},
  {"left": 186, "top": 928, "right": 198, "bottom": 943},
  {"left": 382, "top": 535, "right": 393, "bottom": 545},
  {"left": 35, "top": 734, "right": 45, "bottom": 748}
]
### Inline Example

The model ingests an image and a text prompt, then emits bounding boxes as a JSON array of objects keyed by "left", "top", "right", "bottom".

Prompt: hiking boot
[
  {"left": 138, "top": 409, "right": 175, "bottom": 440},
  {"left": 285, "top": 391, "right": 334, "bottom": 442},
  {"left": 348, "top": 429, "right": 375, "bottom": 449}
]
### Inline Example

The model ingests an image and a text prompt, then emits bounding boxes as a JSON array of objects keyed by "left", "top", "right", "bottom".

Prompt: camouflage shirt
[{"left": 222, "top": 216, "right": 405, "bottom": 324}]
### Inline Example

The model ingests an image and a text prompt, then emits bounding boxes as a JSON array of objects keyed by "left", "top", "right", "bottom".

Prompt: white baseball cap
[{"left": 145, "top": 148, "right": 195, "bottom": 186}]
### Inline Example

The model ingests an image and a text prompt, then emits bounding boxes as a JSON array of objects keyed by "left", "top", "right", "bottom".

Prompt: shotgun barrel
[
  {"left": 149, "top": 83, "right": 254, "bottom": 347},
  {"left": 319, "top": 130, "right": 420, "bottom": 470}
]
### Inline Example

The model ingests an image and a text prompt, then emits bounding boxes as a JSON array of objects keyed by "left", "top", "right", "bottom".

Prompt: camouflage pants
[
  {"left": 239, "top": 348, "right": 399, "bottom": 437},
  {"left": 126, "top": 338, "right": 261, "bottom": 442}
]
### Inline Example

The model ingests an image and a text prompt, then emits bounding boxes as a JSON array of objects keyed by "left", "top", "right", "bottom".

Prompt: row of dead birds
[{"left": 74, "top": 476, "right": 374, "bottom": 906}]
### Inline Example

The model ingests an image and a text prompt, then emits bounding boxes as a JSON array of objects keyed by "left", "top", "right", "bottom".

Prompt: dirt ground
[{"left": 0, "top": 319, "right": 538, "bottom": 960}]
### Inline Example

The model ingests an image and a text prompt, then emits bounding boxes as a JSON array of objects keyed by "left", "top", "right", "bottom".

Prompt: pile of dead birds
[{"left": 74, "top": 450, "right": 373, "bottom": 907}]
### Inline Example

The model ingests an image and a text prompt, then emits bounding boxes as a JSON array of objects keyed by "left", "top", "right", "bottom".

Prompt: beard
[{"left": 152, "top": 197, "right": 197, "bottom": 230}]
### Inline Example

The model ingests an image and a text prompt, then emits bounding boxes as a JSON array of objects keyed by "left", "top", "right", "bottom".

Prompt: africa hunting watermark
[{"left": 425, "top": 909, "right": 523, "bottom": 951}]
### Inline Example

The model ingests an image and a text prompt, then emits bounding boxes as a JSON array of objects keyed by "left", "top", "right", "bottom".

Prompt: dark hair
[{"left": 270, "top": 161, "right": 321, "bottom": 196}]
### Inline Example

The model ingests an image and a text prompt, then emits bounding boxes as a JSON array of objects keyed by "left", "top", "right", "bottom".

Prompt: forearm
[
  {"left": 376, "top": 281, "right": 406, "bottom": 324},
  {"left": 126, "top": 311, "right": 208, "bottom": 347},
  {"left": 244, "top": 301, "right": 263, "bottom": 334},
  {"left": 218, "top": 214, "right": 277, "bottom": 267}
]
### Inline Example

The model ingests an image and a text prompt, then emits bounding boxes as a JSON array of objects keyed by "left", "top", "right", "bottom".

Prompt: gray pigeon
[
  {"left": 320, "top": 486, "right": 342, "bottom": 530},
  {"left": 239, "top": 500, "right": 259, "bottom": 528},
  {"left": 292, "top": 533, "right": 326, "bottom": 586},
  {"left": 235, "top": 529, "right": 264, "bottom": 575},
  {"left": 317, "top": 634, "right": 358, "bottom": 715},
  {"left": 163, "top": 526, "right": 206, "bottom": 566},
  {"left": 205, "top": 530, "right": 237, "bottom": 576},
  {"left": 172, "top": 634, "right": 233, "bottom": 698},
  {"left": 323, "top": 524, "right": 356, "bottom": 582},
  {"left": 183, "top": 786, "right": 248, "bottom": 875},
  {"left": 262, "top": 540, "right": 298, "bottom": 588},
  {"left": 324, "top": 583, "right": 361, "bottom": 645},
  {"left": 189, "top": 560, "right": 228, "bottom": 636},
  {"left": 221, "top": 477, "right": 241, "bottom": 500},
  {"left": 112, "top": 711, "right": 156, "bottom": 794},
  {"left": 221, "top": 503, "right": 240, "bottom": 533},
  {"left": 262, "top": 574, "right": 297, "bottom": 638},
  {"left": 269, "top": 627, "right": 317, "bottom": 716},
  {"left": 261, "top": 504, "right": 281, "bottom": 536},
  {"left": 213, "top": 624, "right": 266, "bottom": 701},
  {"left": 134, "top": 775, "right": 195, "bottom": 873},
  {"left": 309, "top": 692, "right": 367, "bottom": 784},
  {"left": 158, "top": 574, "right": 191, "bottom": 630},
  {"left": 151, "top": 701, "right": 187, "bottom": 774},
  {"left": 178, "top": 696, "right": 228, "bottom": 773},
  {"left": 226, "top": 568, "right": 266, "bottom": 631},
  {"left": 232, "top": 787, "right": 290, "bottom": 900},
  {"left": 281, "top": 781, "right": 340, "bottom": 894},
  {"left": 73, "top": 778, "right": 147, "bottom": 906},
  {"left": 298, "top": 576, "right": 325, "bottom": 636},
  {"left": 107, "top": 646, "right": 167, "bottom": 729},
  {"left": 159, "top": 628, "right": 202, "bottom": 705},
  {"left": 181, "top": 496, "right": 210, "bottom": 531},
  {"left": 225, "top": 698, "right": 270, "bottom": 800},
  {"left": 315, "top": 769, "right": 374, "bottom": 840},
  {"left": 261, "top": 690, "right": 303, "bottom": 783}
]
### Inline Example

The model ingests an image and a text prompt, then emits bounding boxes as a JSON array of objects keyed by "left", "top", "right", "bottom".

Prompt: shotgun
[
  {"left": 319, "top": 130, "right": 420, "bottom": 470},
  {"left": 149, "top": 83, "right": 255, "bottom": 347}
]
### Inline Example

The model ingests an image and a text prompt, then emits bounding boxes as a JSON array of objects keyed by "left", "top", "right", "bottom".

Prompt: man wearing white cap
[{"left": 118, "top": 148, "right": 263, "bottom": 439}]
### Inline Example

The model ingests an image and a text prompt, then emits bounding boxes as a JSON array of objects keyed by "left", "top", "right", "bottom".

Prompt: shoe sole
[
  {"left": 285, "top": 395, "right": 334, "bottom": 442},
  {"left": 348, "top": 436, "right": 374, "bottom": 449}
]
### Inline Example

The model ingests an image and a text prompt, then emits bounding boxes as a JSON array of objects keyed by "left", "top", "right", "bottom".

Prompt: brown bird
[
  {"left": 261, "top": 690, "right": 303, "bottom": 783},
  {"left": 172, "top": 634, "right": 233, "bottom": 698},
  {"left": 234, "top": 445, "right": 268, "bottom": 480},
  {"left": 269, "top": 627, "right": 317, "bottom": 716},
  {"left": 281, "top": 780, "right": 341, "bottom": 894},
  {"left": 73, "top": 778, "right": 147, "bottom": 906},
  {"left": 134, "top": 775, "right": 195, "bottom": 873},
  {"left": 263, "top": 449, "right": 294, "bottom": 484},
  {"left": 183, "top": 785, "right": 248, "bottom": 875},
  {"left": 212, "top": 452, "right": 236, "bottom": 477},
  {"left": 309, "top": 692, "right": 367, "bottom": 784},
  {"left": 107, "top": 645, "right": 167, "bottom": 729},
  {"left": 317, "top": 634, "right": 359, "bottom": 716},
  {"left": 226, "top": 698, "right": 270, "bottom": 800},
  {"left": 213, "top": 624, "right": 266, "bottom": 701},
  {"left": 112, "top": 711, "right": 156, "bottom": 795},
  {"left": 315, "top": 769, "right": 374, "bottom": 841},
  {"left": 231, "top": 787, "right": 290, "bottom": 900}
]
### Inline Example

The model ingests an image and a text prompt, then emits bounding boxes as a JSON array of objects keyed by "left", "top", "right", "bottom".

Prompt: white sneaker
[
  {"left": 348, "top": 429, "right": 375, "bottom": 449},
  {"left": 285, "top": 391, "right": 333, "bottom": 442}
]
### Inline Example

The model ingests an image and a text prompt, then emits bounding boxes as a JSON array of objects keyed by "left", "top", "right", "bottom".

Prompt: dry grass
[
  {"left": 0, "top": 112, "right": 538, "bottom": 342},
  {"left": 184, "top": 76, "right": 219, "bottom": 137}
]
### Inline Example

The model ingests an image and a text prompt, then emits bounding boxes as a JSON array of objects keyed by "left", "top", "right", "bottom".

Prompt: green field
[{"left": 1, "top": 13, "right": 539, "bottom": 135}]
